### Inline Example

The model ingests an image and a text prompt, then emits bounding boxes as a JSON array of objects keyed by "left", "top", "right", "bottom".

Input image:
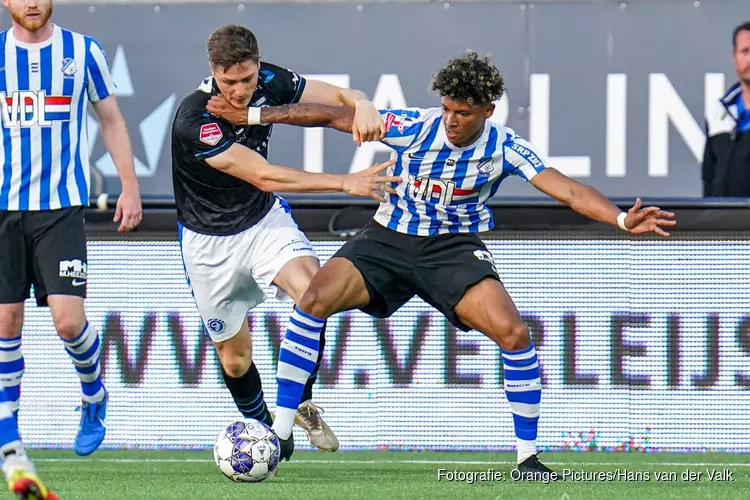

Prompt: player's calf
[
  {"left": 455, "top": 279, "right": 542, "bottom": 465},
  {"left": 214, "top": 324, "right": 274, "bottom": 427},
  {"left": 0, "top": 336, "right": 24, "bottom": 417},
  {"left": 273, "top": 307, "right": 324, "bottom": 441},
  {"left": 220, "top": 363, "right": 273, "bottom": 427},
  {"left": 0, "top": 305, "right": 24, "bottom": 419},
  {"left": 59, "top": 321, "right": 108, "bottom": 456}
]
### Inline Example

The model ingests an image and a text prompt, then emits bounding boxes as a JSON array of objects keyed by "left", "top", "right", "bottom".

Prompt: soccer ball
[{"left": 213, "top": 418, "right": 281, "bottom": 482}]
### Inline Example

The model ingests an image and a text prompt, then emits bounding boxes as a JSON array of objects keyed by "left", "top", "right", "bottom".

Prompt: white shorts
[{"left": 178, "top": 198, "right": 318, "bottom": 343}]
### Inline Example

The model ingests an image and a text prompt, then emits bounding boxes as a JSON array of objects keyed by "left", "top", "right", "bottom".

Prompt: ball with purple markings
[{"left": 213, "top": 418, "right": 281, "bottom": 482}]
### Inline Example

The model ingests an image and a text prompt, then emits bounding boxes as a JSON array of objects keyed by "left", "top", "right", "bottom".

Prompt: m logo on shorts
[
  {"left": 59, "top": 259, "right": 87, "bottom": 279},
  {"left": 206, "top": 318, "right": 225, "bottom": 334},
  {"left": 473, "top": 250, "right": 498, "bottom": 274}
]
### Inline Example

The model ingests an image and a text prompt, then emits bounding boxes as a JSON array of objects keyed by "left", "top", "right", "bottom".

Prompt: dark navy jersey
[{"left": 171, "top": 62, "right": 306, "bottom": 235}]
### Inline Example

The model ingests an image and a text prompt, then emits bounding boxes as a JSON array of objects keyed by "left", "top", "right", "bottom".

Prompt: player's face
[
  {"left": 212, "top": 60, "right": 260, "bottom": 109},
  {"left": 733, "top": 30, "right": 750, "bottom": 86},
  {"left": 441, "top": 97, "right": 495, "bottom": 147},
  {"left": 4, "top": 0, "right": 53, "bottom": 32}
]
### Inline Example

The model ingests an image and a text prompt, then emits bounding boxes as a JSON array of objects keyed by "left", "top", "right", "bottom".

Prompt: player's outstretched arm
[
  {"left": 204, "top": 144, "right": 398, "bottom": 201},
  {"left": 299, "top": 80, "right": 385, "bottom": 145},
  {"left": 206, "top": 98, "right": 355, "bottom": 134},
  {"left": 530, "top": 168, "right": 677, "bottom": 236},
  {"left": 206, "top": 83, "right": 383, "bottom": 145},
  {"left": 91, "top": 96, "right": 143, "bottom": 232}
]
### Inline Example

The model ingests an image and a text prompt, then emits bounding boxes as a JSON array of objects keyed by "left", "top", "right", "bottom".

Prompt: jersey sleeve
[
  {"left": 258, "top": 62, "right": 306, "bottom": 105},
  {"left": 378, "top": 108, "right": 427, "bottom": 150},
  {"left": 85, "top": 38, "right": 116, "bottom": 103},
  {"left": 174, "top": 109, "right": 236, "bottom": 160},
  {"left": 502, "top": 134, "right": 549, "bottom": 181}
]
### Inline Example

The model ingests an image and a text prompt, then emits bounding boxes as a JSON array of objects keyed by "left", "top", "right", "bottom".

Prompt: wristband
[
  {"left": 247, "top": 107, "right": 261, "bottom": 125},
  {"left": 617, "top": 212, "right": 629, "bottom": 232}
]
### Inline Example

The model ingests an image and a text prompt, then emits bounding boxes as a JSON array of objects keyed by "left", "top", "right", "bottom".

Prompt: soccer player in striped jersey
[
  {"left": 0, "top": 1, "right": 142, "bottom": 497},
  {"left": 253, "top": 52, "right": 676, "bottom": 473}
]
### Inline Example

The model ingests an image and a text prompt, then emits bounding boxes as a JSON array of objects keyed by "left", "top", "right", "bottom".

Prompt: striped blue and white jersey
[
  {"left": 0, "top": 25, "right": 115, "bottom": 211},
  {"left": 374, "top": 107, "right": 549, "bottom": 235}
]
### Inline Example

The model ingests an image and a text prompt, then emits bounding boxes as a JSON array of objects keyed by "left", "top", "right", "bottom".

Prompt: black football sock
[{"left": 222, "top": 362, "right": 273, "bottom": 427}]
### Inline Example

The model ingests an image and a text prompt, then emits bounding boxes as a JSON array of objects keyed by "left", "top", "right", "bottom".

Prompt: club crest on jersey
[
  {"left": 61, "top": 58, "right": 77, "bottom": 78},
  {"left": 477, "top": 159, "right": 495, "bottom": 177},
  {"left": 383, "top": 112, "right": 408, "bottom": 134},
  {"left": 199, "top": 123, "right": 223, "bottom": 146}
]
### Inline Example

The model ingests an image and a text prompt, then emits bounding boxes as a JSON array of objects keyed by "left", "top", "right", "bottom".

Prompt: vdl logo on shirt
[{"left": 0, "top": 91, "right": 72, "bottom": 127}]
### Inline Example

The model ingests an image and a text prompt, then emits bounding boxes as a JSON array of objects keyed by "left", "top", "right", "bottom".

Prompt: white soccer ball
[{"left": 213, "top": 418, "right": 281, "bottom": 482}]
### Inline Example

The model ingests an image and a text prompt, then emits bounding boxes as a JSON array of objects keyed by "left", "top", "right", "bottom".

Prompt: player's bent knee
[
  {"left": 297, "top": 286, "right": 335, "bottom": 320},
  {"left": 53, "top": 314, "right": 87, "bottom": 341},
  {"left": 219, "top": 351, "right": 252, "bottom": 378},
  {"left": 488, "top": 320, "right": 531, "bottom": 352},
  {"left": 504, "top": 322, "right": 531, "bottom": 351},
  {"left": 0, "top": 307, "right": 23, "bottom": 338}
]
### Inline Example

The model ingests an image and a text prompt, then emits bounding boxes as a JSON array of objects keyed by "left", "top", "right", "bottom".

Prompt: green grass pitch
[{"left": 10, "top": 449, "right": 749, "bottom": 500}]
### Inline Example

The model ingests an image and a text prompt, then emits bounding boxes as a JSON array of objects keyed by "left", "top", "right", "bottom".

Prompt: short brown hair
[
  {"left": 734, "top": 21, "right": 750, "bottom": 49},
  {"left": 206, "top": 24, "right": 259, "bottom": 69}
]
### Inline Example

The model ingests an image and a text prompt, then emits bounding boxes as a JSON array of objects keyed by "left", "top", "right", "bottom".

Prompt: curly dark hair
[{"left": 430, "top": 51, "right": 506, "bottom": 106}]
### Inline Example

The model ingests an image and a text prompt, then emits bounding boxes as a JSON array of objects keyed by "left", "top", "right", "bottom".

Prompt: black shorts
[
  {"left": 333, "top": 221, "right": 500, "bottom": 331},
  {"left": 0, "top": 207, "right": 87, "bottom": 307}
]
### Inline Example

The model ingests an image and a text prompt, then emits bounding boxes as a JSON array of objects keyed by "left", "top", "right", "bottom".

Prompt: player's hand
[
  {"left": 624, "top": 198, "right": 676, "bottom": 237},
  {"left": 342, "top": 159, "right": 400, "bottom": 202},
  {"left": 206, "top": 95, "right": 248, "bottom": 125},
  {"left": 352, "top": 100, "right": 386, "bottom": 146},
  {"left": 114, "top": 186, "right": 142, "bottom": 233}
]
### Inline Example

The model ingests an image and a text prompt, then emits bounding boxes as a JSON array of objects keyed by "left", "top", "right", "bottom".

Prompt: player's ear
[{"left": 484, "top": 102, "right": 495, "bottom": 119}]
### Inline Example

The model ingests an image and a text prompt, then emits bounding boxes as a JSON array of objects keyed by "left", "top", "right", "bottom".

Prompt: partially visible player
[
  {"left": 0, "top": 0, "right": 142, "bottom": 497},
  {"left": 173, "top": 24, "right": 395, "bottom": 459},
  {"left": 256, "top": 52, "right": 676, "bottom": 473}
]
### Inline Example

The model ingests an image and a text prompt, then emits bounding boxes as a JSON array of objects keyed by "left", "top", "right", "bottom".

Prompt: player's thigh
[
  {"left": 272, "top": 256, "right": 320, "bottom": 305},
  {"left": 297, "top": 257, "right": 372, "bottom": 318},
  {"left": 454, "top": 278, "right": 530, "bottom": 351},
  {"left": 28, "top": 207, "right": 88, "bottom": 308},
  {"left": 309, "top": 222, "right": 416, "bottom": 320},
  {"left": 179, "top": 224, "right": 265, "bottom": 343},
  {"left": 416, "top": 233, "right": 528, "bottom": 346},
  {"left": 245, "top": 198, "right": 320, "bottom": 303},
  {"left": 0, "top": 211, "right": 32, "bottom": 322}
]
